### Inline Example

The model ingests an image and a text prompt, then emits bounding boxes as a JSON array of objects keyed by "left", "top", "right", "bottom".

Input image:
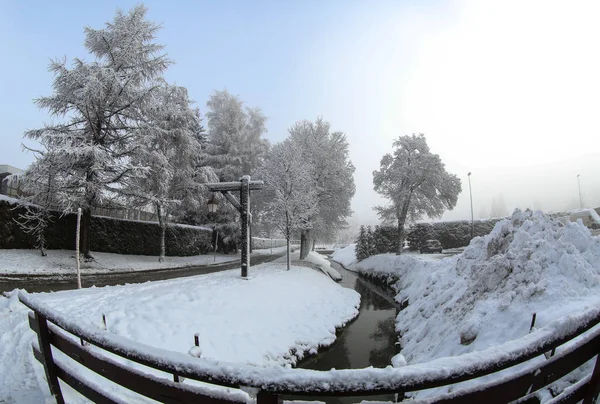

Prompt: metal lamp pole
[
  {"left": 468, "top": 172, "right": 474, "bottom": 239},
  {"left": 577, "top": 174, "right": 583, "bottom": 208}
]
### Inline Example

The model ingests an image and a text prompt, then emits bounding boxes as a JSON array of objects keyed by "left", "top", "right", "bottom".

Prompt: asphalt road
[{"left": 0, "top": 253, "right": 284, "bottom": 294}]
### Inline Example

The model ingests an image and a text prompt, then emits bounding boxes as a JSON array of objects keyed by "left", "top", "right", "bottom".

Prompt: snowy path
[{"left": 0, "top": 248, "right": 287, "bottom": 293}]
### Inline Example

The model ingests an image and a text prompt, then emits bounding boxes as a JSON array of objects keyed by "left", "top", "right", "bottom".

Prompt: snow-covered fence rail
[{"left": 19, "top": 290, "right": 600, "bottom": 403}]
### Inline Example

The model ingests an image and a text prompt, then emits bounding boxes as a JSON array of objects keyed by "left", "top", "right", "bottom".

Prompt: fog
[{"left": 2, "top": 1, "right": 599, "bottom": 230}]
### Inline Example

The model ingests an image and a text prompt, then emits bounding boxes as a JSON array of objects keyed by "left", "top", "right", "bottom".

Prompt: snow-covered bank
[
  {"left": 330, "top": 244, "right": 357, "bottom": 268},
  {"left": 0, "top": 262, "right": 359, "bottom": 402},
  {"left": 304, "top": 251, "right": 342, "bottom": 280},
  {"left": 0, "top": 246, "right": 288, "bottom": 276},
  {"left": 353, "top": 209, "right": 600, "bottom": 399}
]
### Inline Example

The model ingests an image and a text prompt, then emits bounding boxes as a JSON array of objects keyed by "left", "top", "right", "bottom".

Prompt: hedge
[
  {"left": 0, "top": 197, "right": 212, "bottom": 256},
  {"left": 355, "top": 218, "right": 502, "bottom": 261}
]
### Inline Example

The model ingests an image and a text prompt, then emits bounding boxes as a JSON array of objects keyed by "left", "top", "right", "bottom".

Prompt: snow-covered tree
[
  {"left": 16, "top": 150, "right": 61, "bottom": 256},
  {"left": 373, "top": 134, "right": 462, "bottom": 254},
  {"left": 287, "top": 118, "right": 355, "bottom": 258},
  {"left": 23, "top": 5, "right": 170, "bottom": 259},
  {"left": 259, "top": 139, "right": 317, "bottom": 270},
  {"left": 203, "top": 89, "right": 270, "bottom": 182},
  {"left": 125, "top": 83, "right": 203, "bottom": 262}
]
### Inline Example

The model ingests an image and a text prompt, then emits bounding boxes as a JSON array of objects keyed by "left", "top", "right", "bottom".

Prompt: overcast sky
[{"left": 1, "top": 0, "right": 599, "bottom": 225}]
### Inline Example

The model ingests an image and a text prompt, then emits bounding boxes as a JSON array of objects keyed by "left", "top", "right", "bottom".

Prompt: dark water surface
[{"left": 289, "top": 261, "right": 401, "bottom": 404}]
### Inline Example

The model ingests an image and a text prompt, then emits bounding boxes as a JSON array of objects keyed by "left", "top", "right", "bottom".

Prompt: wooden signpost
[{"left": 205, "top": 175, "right": 264, "bottom": 278}]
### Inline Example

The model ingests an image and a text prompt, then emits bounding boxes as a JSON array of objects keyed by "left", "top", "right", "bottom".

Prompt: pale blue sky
[{"left": 2, "top": 1, "right": 599, "bottom": 224}]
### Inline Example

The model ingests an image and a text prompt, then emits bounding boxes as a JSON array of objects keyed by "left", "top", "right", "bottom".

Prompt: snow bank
[
  {"left": 304, "top": 251, "right": 342, "bottom": 281},
  {"left": 330, "top": 244, "right": 357, "bottom": 268},
  {"left": 356, "top": 209, "right": 600, "bottom": 398}
]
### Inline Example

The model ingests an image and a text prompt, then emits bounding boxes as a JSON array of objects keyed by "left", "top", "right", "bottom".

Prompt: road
[{"left": 0, "top": 253, "right": 283, "bottom": 294}]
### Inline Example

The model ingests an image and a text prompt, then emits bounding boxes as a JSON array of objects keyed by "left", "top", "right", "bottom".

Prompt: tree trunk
[
  {"left": 157, "top": 203, "right": 166, "bottom": 263},
  {"left": 80, "top": 207, "right": 93, "bottom": 259},
  {"left": 396, "top": 192, "right": 413, "bottom": 255},
  {"left": 300, "top": 230, "right": 310, "bottom": 260}
]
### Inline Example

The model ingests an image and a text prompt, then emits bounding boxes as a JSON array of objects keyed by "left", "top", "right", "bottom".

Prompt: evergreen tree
[{"left": 23, "top": 5, "right": 170, "bottom": 259}]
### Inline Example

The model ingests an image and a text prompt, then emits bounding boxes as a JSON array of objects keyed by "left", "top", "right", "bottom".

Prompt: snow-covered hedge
[
  {"left": 0, "top": 198, "right": 212, "bottom": 256},
  {"left": 407, "top": 218, "right": 502, "bottom": 250}
]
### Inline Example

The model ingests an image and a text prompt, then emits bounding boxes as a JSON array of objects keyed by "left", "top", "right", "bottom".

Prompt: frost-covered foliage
[
  {"left": 373, "top": 134, "right": 461, "bottom": 254},
  {"left": 259, "top": 139, "right": 317, "bottom": 269},
  {"left": 287, "top": 118, "right": 355, "bottom": 257},
  {"left": 354, "top": 209, "right": 600, "bottom": 399},
  {"left": 125, "top": 83, "right": 205, "bottom": 262},
  {"left": 23, "top": 5, "right": 170, "bottom": 258},
  {"left": 203, "top": 89, "right": 270, "bottom": 182},
  {"left": 15, "top": 155, "right": 61, "bottom": 255},
  {"left": 406, "top": 218, "right": 501, "bottom": 250}
]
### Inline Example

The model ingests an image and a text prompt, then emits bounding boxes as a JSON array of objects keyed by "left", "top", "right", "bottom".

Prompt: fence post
[
  {"left": 35, "top": 312, "right": 65, "bottom": 404},
  {"left": 256, "top": 391, "right": 281, "bottom": 404},
  {"left": 583, "top": 354, "right": 600, "bottom": 404}
]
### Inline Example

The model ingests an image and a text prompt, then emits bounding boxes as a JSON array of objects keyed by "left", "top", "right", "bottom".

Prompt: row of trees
[
  {"left": 21, "top": 5, "right": 355, "bottom": 264},
  {"left": 259, "top": 119, "right": 355, "bottom": 269}
]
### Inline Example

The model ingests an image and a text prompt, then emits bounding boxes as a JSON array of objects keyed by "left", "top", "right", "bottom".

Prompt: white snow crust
[{"left": 354, "top": 209, "right": 600, "bottom": 399}]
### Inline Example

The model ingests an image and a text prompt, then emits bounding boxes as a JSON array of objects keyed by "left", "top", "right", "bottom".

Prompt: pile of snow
[
  {"left": 330, "top": 244, "right": 357, "bottom": 268},
  {"left": 355, "top": 209, "right": 600, "bottom": 398},
  {"left": 304, "top": 251, "right": 342, "bottom": 281},
  {"left": 0, "top": 263, "right": 359, "bottom": 402}
]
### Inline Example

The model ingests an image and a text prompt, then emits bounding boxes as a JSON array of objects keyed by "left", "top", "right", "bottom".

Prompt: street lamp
[
  {"left": 207, "top": 195, "right": 219, "bottom": 214},
  {"left": 577, "top": 174, "right": 583, "bottom": 209},
  {"left": 468, "top": 172, "right": 474, "bottom": 240}
]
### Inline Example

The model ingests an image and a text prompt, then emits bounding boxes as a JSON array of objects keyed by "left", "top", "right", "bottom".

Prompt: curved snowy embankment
[
  {"left": 0, "top": 263, "right": 359, "bottom": 403},
  {"left": 353, "top": 209, "right": 600, "bottom": 399}
]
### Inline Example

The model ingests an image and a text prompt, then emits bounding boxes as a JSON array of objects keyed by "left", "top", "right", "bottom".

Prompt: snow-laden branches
[
  {"left": 22, "top": 5, "right": 171, "bottom": 258},
  {"left": 259, "top": 140, "right": 317, "bottom": 269},
  {"left": 373, "top": 133, "right": 462, "bottom": 254}
]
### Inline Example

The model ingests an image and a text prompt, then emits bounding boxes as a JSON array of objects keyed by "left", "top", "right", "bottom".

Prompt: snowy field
[
  {"left": 0, "top": 246, "right": 288, "bottom": 276},
  {"left": 0, "top": 259, "right": 360, "bottom": 403},
  {"left": 340, "top": 210, "right": 600, "bottom": 399}
]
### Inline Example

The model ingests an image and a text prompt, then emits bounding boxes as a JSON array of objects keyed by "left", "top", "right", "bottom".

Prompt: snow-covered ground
[
  {"left": 349, "top": 209, "right": 600, "bottom": 399},
  {"left": 0, "top": 246, "right": 288, "bottom": 276},
  {"left": 303, "top": 251, "right": 342, "bottom": 280},
  {"left": 0, "top": 257, "right": 360, "bottom": 403}
]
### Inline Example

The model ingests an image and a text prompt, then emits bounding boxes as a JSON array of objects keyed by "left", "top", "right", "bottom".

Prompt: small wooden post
[
  {"left": 256, "top": 391, "right": 282, "bottom": 404},
  {"left": 583, "top": 354, "right": 600, "bottom": 404},
  {"left": 35, "top": 313, "right": 65, "bottom": 403},
  {"left": 76, "top": 207, "right": 82, "bottom": 289},
  {"left": 194, "top": 333, "right": 199, "bottom": 347},
  {"left": 529, "top": 313, "right": 536, "bottom": 333}
]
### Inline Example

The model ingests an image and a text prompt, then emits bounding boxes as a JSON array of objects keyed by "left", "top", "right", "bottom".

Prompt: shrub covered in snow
[{"left": 407, "top": 218, "right": 501, "bottom": 250}]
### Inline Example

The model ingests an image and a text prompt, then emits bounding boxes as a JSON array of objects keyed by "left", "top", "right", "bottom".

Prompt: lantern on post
[{"left": 207, "top": 195, "right": 219, "bottom": 214}]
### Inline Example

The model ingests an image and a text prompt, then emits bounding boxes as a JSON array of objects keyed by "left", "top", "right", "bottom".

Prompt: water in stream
[{"left": 290, "top": 261, "right": 401, "bottom": 404}]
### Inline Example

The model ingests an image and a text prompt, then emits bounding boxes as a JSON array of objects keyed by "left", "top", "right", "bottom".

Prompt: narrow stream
[{"left": 290, "top": 261, "right": 401, "bottom": 404}]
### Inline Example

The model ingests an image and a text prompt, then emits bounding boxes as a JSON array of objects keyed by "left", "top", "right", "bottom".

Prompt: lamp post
[
  {"left": 468, "top": 172, "right": 474, "bottom": 240},
  {"left": 207, "top": 195, "right": 219, "bottom": 262},
  {"left": 577, "top": 174, "right": 583, "bottom": 209}
]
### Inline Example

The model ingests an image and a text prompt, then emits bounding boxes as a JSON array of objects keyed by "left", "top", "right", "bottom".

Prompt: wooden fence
[{"left": 19, "top": 291, "right": 600, "bottom": 404}]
